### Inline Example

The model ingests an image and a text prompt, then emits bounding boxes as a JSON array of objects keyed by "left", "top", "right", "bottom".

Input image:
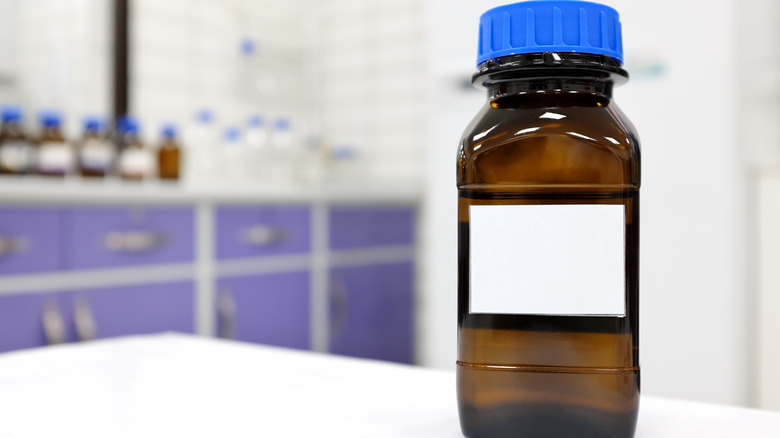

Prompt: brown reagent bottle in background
[
  {"left": 79, "top": 117, "right": 116, "bottom": 178},
  {"left": 0, "top": 106, "right": 34, "bottom": 175},
  {"left": 157, "top": 124, "right": 181, "bottom": 181},
  {"left": 117, "top": 116, "right": 154, "bottom": 181},
  {"left": 36, "top": 110, "right": 75, "bottom": 177},
  {"left": 456, "top": 2, "right": 641, "bottom": 438}
]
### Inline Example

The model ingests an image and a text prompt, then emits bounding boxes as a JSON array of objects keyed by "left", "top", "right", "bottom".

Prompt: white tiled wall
[
  {"left": 308, "top": 0, "right": 427, "bottom": 179},
  {"left": 130, "top": 0, "right": 426, "bottom": 179},
  {"left": 0, "top": 0, "right": 110, "bottom": 138},
  {"left": 130, "top": 0, "right": 308, "bottom": 144},
  {"left": 0, "top": 0, "right": 427, "bottom": 180}
]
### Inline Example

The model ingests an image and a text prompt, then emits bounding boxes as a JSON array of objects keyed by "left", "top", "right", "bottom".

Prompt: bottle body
[
  {"left": 36, "top": 123, "right": 74, "bottom": 177},
  {"left": 79, "top": 121, "right": 116, "bottom": 178},
  {"left": 457, "top": 74, "right": 640, "bottom": 438},
  {"left": 0, "top": 122, "right": 33, "bottom": 175},
  {"left": 118, "top": 137, "right": 154, "bottom": 181}
]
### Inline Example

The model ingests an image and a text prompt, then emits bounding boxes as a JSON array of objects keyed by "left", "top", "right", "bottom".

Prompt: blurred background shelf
[{"left": 0, "top": 175, "right": 422, "bottom": 205}]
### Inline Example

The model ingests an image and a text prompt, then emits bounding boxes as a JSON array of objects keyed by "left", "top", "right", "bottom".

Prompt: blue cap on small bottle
[
  {"left": 161, "top": 124, "right": 177, "bottom": 139},
  {"left": 274, "top": 118, "right": 290, "bottom": 131},
  {"left": 196, "top": 110, "right": 213, "bottom": 124},
  {"left": 248, "top": 115, "right": 264, "bottom": 128},
  {"left": 39, "top": 110, "right": 62, "bottom": 128},
  {"left": 1, "top": 105, "right": 23, "bottom": 122},
  {"left": 118, "top": 115, "right": 140, "bottom": 135},
  {"left": 84, "top": 116, "right": 105, "bottom": 132},
  {"left": 476, "top": 1, "right": 624, "bottom": 66},
  {"left": 223, "top": 127, "right": 240, "bottom": 143}
]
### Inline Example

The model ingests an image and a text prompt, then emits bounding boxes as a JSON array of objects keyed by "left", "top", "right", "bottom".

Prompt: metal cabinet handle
[
  {"left": 41, "top": 299, "right": 66, "bottom": 346},
  {"left": 240, "top": 225, "right": 287, "bottom": 246},
  {"left": 104, "top": 230, "right": 168, "bottom": 252},
  {"left": 217, "top": 287, "right": 236, "bottom": 340},
  {"left": 73, "top": 295, "right": 97, "bottom": 342},
  {"left": 0, "top": 236, "right": 28, "bottom": 256},
  {"left": 330, "top": 276, "right": 349, "bottom": 342}
]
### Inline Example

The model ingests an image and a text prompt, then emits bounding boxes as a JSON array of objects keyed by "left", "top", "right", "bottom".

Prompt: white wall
[
  {"left": 1, "top": 0, "right": 111, "bottom": 138},
  {"left": 421, "top": 0, "right": 753, "bottom": 407}
]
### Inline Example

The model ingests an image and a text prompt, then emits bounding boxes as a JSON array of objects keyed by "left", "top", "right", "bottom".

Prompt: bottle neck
[
  {"left": 475, "top": 52, "right": 627, "bottom": 104},
  {"left": 488, "top": 77, "right": 614, "bottom": 102}
]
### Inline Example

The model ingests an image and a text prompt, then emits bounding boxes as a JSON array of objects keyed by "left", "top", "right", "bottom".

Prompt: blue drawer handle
[{"left": 104, "top": 231, "right": 168, "bottom": 253}]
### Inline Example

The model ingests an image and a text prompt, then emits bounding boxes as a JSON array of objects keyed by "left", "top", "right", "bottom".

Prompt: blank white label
[{"left": 469, "top": 204, "right": 625, "bottom": 316}]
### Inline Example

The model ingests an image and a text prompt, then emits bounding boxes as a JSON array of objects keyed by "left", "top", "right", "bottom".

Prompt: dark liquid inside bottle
[{"left": 457, "top": 55, "right": 641, "bottom": 438}]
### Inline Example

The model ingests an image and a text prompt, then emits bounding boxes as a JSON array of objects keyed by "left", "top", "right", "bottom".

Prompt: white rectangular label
[{"left": 469, "top": 204, "right": 625, "bottom": 316}]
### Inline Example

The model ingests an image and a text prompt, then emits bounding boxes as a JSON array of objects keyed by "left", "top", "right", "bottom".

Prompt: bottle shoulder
[{"left": 457, "top": 99, "right": 640, "bottom": 188}]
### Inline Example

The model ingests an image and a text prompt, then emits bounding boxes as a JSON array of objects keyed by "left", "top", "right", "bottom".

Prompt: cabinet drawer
[
  {"left": 63, "top": 207, "right": 194, "bottom": 270},
  {"left": 216, "top": 272, "right": 310, "bottom": 349},
  {"left": 329, "top": 262, "right": 413, "bottom": 364},
  {"left": 0, "top": 208, "right": 60, "bottom": 275},
  {"left": 216, "top": 206, "right": 310, "bottom": 260},
  {"left": 0, "top": 293, "right": 55, "bottom": 353},
  {"left": 329, "top": 206, "right": 414, "bottom": 250}
]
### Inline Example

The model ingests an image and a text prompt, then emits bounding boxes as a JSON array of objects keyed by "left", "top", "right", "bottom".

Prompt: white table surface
[{"left": 0, "top": 333, "right": 778, "bottom": 438}]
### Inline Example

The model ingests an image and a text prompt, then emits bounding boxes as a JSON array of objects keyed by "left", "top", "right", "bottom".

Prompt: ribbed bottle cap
[
  {"left": 39, "top": 110, "right": 62, "bottom": 128},
  {"left": 477, "top": 1, "right": 623, "bottom": 66},
  {"left": 161, "top": 124, "right": 177, "bottom": 139}
]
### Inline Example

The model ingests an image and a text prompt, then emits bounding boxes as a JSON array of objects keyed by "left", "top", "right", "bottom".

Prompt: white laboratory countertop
[
  {"left": 0, "top": 176, "right": 421, "bottom": 205},
  {"left": 0, "top": 334, "right": 778, "bottom": 438}
]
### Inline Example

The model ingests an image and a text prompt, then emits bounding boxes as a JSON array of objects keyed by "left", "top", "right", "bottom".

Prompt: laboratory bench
[
  {"left": 0, "top": 176, "right": 421, "bottom": 363},
  {"left": 0, "top": 333, "right": 778, "bottom": 438}
]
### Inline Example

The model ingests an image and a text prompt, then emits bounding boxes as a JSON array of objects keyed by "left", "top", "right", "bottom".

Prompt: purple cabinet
[
  {"left": 329, "top": 206, "right": 414, "bottom": 250},
  {"left": 217, "top": 272, "right": 310, "bottom": 350},
  {"left": 216, "top": 206, "right": 310, "bottom": 260},
  {"left": 0, "top": 293, "right": 56, "bottom": 353},
  {"left": 329, "top": 262, "right": 414, "bottom": 364},
  {"left": 62, "top": 281, "right": 194, "bottom": 339},
  {"left": 0, "top": 208, "right": 61, "bottom": 275},
  {"left": 62, "top": 207, "right": 194, "bottom": 270}
]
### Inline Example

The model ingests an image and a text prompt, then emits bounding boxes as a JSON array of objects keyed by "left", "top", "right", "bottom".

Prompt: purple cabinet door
[
  {"left": 217, "top": 271, "right": 310, "bottom": 350},
  {"left": 0, "top": 293, "right": 55, "bottom": 353},
  {"left": 329, "top": 262, "right": 414, "bottom": 364},
  {"left": 62, "top": 281, "right": 194, "bottom": 339},
  {"left": 62, "top": 207, "right": 194, "bottom": 270},
  {"left": 329, "top": 206, "right": 414, "bottom": 250},
  {"left": 0, "top": 208, "right": 60, "bottom": 275},
  {"left": 216, "top": 206, "right": 310, "bottom": 260}
]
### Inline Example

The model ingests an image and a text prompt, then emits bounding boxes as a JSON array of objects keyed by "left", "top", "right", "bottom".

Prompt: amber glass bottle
[
  {"left": 457, "top": 2, "right": 640, "bottom": 438},
  {"left": 79, "top": 117, "right": 116, "bottom": 178},
  {"left": 0, "top": 106, "right": 33, "bottom": 175},
  {"left": 157, "top": 124, "right": 181, "bottom": 180},
  {"left": 117, "top": 116, "right": 153, "bottom": 181},
  {"left": 36, "top": 111, "right": 74, "bottom": 177}
]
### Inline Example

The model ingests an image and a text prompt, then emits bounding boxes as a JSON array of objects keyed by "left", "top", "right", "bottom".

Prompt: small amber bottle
[
  {"left": 157, "top": 124, "right": 180, "bottom": 181},
  {"left": 457, "top": 2, "right": 641, "bottom": 438},
  {"left": 0, "top": 106, "right": 33, "bottom": 175},
  {"left": 79, "top": 116, "right": 116, "bottom": 178},
  {"left": 36, "top": 110, "right": 75, "bottom": 177},
  {"left": 117, "top": 116, "right": 153, "bottom": 181}
]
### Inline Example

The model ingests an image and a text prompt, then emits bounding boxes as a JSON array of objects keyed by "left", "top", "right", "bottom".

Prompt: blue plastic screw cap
[
  {"left": 477, "top": 0, "right": 624, "bottom": 66},
  {"left": 84, "top": 116, "right": 105, "bottom": 132},
  {"left": 1, "top": 105, "right": 23, "bottom": 122},
  {"left": 117, "top": 115, "right": 140, "bottom": 135},
  {"left": 39, "top": 110, "right": 62, "bottom": 128},
  {"left": 223, "top": 127, "right": 240, "bottom": 143},
  {"left": 248, "top": 115, "right": 264, "bottom": 128},
  {"left": 161, "top": 124, "right": 177, "bottom": 139},
  {"left": 274, "top": 118, "right": 290, "bottom": 131},
  {"left": 196, "top": 110, "right": 213, "bottom": 124}
]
